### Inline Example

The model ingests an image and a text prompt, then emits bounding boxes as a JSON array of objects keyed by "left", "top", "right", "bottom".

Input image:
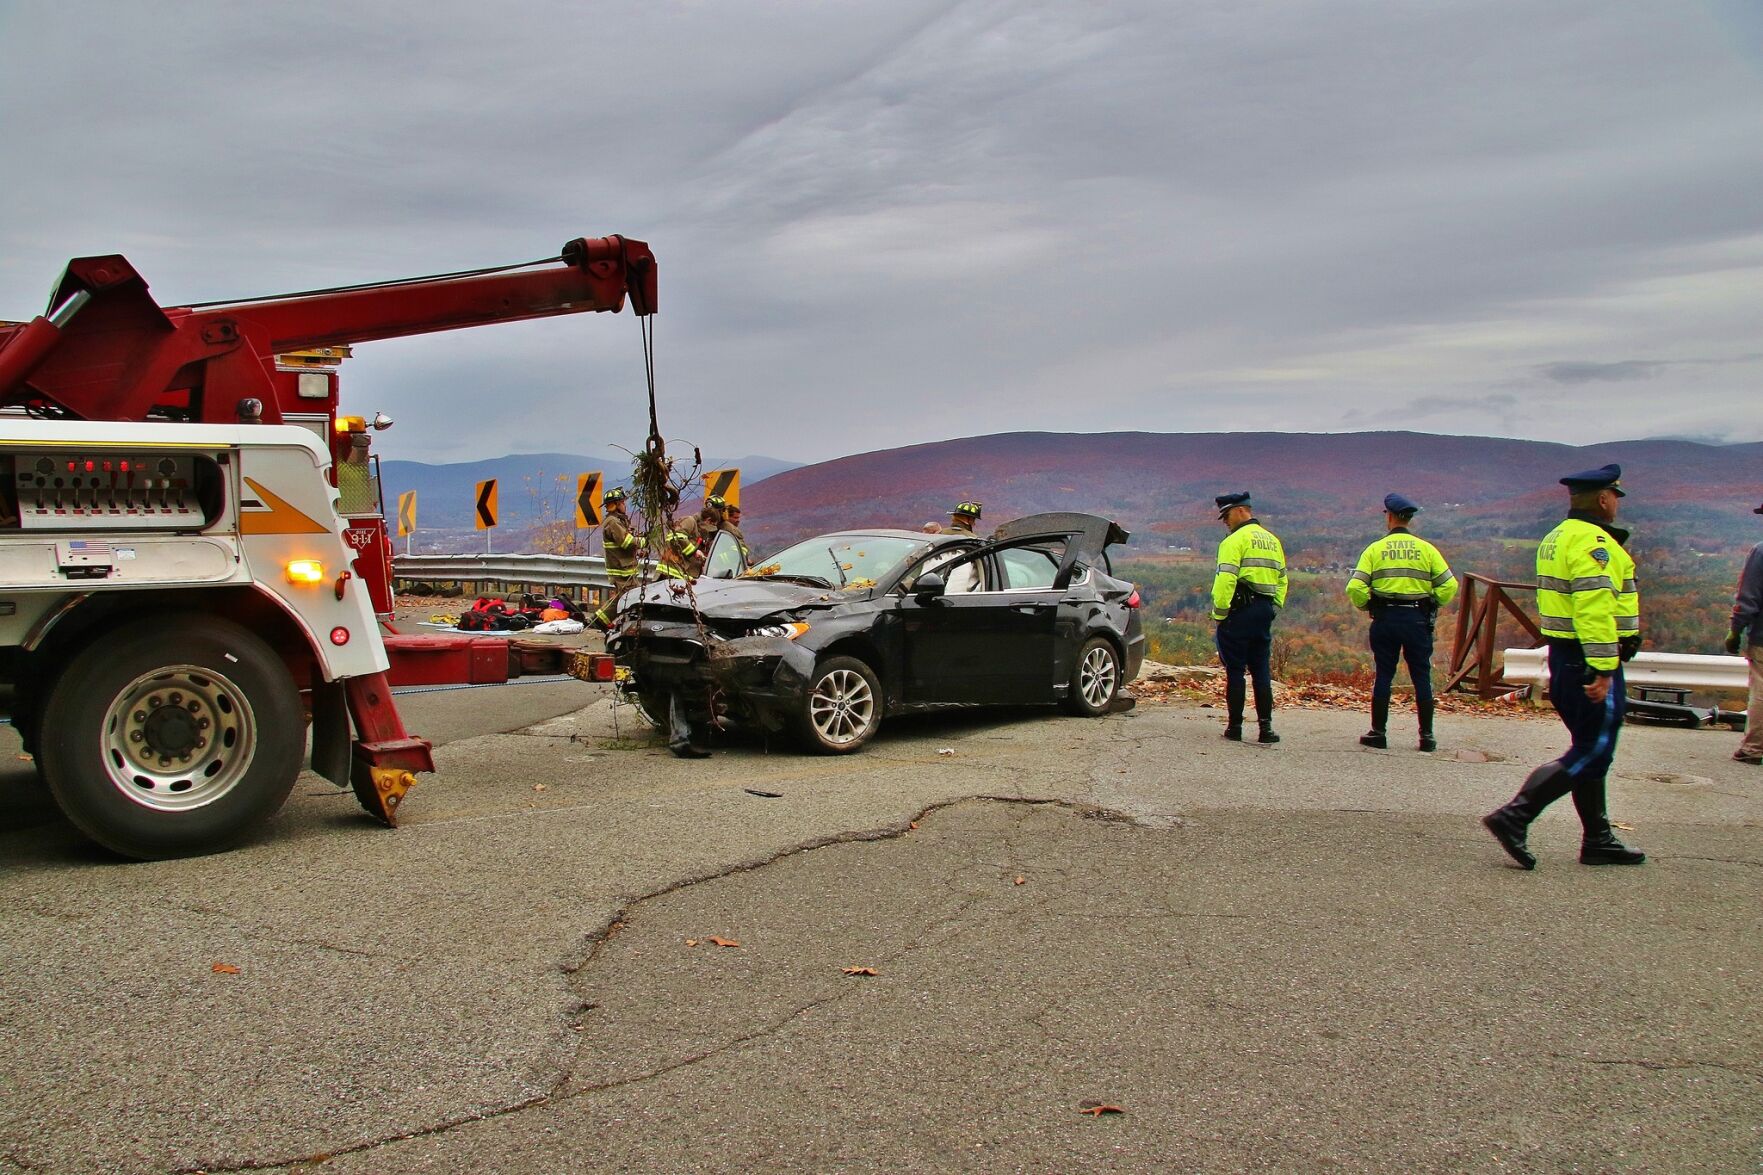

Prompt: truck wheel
[
  {"left": 794, "top": 656, "right": 882, "bottom": 754},
  {"left": 1064, "top": 637, "right": 1121, "bottom": 716},
  {"left": 38, "top": 615, "right": 303, "bottom": 859}
]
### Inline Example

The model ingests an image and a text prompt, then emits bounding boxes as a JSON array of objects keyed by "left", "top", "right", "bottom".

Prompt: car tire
[
  {"left": 37, "top": 614, "right": 304, "bottom": 860},
  {"left": 1065, "top": 636, "right": 1121, "bottom": 716},
  {"left": 795, "top": 656, "right": 882, "bottom": 754}
]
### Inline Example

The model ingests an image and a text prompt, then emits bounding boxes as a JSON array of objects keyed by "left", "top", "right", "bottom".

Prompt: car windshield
[{"left": 744, "top": 534, "right": 925, "bottom": 590}]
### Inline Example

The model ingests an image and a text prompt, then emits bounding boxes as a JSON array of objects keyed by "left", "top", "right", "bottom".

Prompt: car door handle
[{"left": 1015, "top": 604, "right": 1054, "bottom": 614}]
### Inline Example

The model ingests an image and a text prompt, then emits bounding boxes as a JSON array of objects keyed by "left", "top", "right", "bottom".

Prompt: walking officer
[
  {"left": 1211, "top": 492, "right": 1287, "bottom": 743},
  {"left": 1482, "top": 464, "right": 1645, "bottom": 869},
  {"left": 591, "top": 486, "right": 643, "bottom": 630},
  {"left": 1345, "top": 493, "right": 1459, "bottom": 750},
  {"left": 948, "top": 501, "right": 982, "bottom": 535}
]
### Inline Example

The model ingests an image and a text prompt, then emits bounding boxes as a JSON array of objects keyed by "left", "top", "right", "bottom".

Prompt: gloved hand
[
  {"left": 1618, "top": 634, "right": 1641, "bottom": 662},
  {"left": 1725, "top": 631, "right": 1743, "bottom": 656}
]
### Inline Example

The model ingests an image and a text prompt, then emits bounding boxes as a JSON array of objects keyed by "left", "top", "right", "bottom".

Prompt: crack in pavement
[
  {"left": 198, "top": 794, "right": 1159, "bottom": 1173},
  {"left": 1553, "top": 1055, "right": 1763, "bottom": 1081}
]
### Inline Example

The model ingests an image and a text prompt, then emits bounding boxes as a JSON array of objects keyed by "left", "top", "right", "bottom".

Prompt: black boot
[
  {"left": 1417, "top": 699, "right": 1436, "bottom": 752},
  {"left": 1481, "top": 763, "right": 1573, "bottom": 870},
  {"left": 1360, "top": 694, "right": 1389, "bottom": 748},
  {"left": 1224, "top": 674, "right": 1245, "bottom": 740},
  {"left": 1257, "top": 720, "right": 1280, "bottom": 744},
  {"left": 1572, "top": 780, "right": 1645, "bottom": 865}
]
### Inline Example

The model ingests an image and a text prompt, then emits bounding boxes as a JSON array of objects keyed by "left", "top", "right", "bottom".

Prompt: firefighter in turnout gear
[
  {"left": 1346, "top": 493, "right": 1459, "bottom": 751},
  {"left": 1483, "top": 464, "right": 1646, "bottom": 869},
  {"left": 949, "top": 501, "right": 982, "bottom": 535},
  {"left": 592, "top": 487, "right": 642, "bottom": 630},
  {"left": 1211, "top": 492, "right": 1287, "bottom": 743},
  {"left": 720, "top": 502, "right": 752, "bottom": 568}
]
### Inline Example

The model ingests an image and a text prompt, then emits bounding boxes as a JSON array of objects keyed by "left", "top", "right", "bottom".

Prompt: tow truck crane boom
[{"left": 0, "top": 235, "right": 654, "bottom": 424}]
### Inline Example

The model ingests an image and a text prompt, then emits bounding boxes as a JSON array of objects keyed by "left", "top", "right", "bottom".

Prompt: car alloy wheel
[
  {"left": 797, "top": 655, "right": 882, "bottom": 754},
  {"left": 1065, "top": 636, "right": 1121, "bottom": 716},
  {"left": 810, "top": 668, "right": 874, "bottom": 746}
]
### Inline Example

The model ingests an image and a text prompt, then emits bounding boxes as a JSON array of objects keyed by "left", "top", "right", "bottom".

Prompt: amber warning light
[{"left": 285, "top": 559, "right": 325, "bottom": 585}]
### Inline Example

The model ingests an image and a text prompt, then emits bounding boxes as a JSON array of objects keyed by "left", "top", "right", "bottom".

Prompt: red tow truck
[{"left": 0, "top": 236, "right": 654, "bottom": 857}]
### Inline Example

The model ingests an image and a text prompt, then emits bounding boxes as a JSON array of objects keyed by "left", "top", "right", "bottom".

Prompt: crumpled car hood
[{"left": 621, "top": 576, "right": 853, "bottom": 621}]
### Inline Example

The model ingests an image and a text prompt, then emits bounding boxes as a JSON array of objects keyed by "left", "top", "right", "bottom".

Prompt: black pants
[
  {"left": 1546, "top": 642, "right": 1626, "bottom": 789},
  {"left": 1369, "top": 606, "right": 1435, "bottom": 707},
  {"left": 1216, "top": 595, "right": 1276, "bottom": 723}
]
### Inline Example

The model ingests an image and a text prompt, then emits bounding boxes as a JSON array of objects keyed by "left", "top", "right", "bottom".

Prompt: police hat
[
  {"left": 1382, "top": 492, "right": 1420, "bottom": 516},
  {"left": 1214, "top": 491, "right": 1251, "bottom": 518},
  {"left": 603, "top": 486, "right": 628, "bottom": 503},
  {"left": 1559, "top": 463, "right": 1625, "bottom": 496},
  {"left": 953, "top": 501, "right": 982, "bottom": 518}
]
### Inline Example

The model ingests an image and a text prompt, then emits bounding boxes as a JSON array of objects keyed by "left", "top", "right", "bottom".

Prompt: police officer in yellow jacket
[
  {"left": 1483, "top": 464, "right": 1645, "bottom": 869},
  {"left": 1211, "top": 492, "right": 1287, "bottom": 743},
  {"left": 1346, "top": 493, "right": 1458, "bottom": 751},
  {"left": 591, "top": 487, "right": 643, "bottom": 630}
]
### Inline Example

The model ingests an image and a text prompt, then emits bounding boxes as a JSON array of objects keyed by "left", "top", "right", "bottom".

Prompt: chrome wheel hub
[{"left": 102, "top": 665, "right": 256, "bottom": 812}]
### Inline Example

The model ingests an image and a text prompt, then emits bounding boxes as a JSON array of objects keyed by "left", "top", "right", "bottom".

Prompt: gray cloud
[
  {"left": 2, "top": 0, "right": 1760, "bottom": 464},
  {"left": 1535, "top": 361, "right": 1672, "bottom": 384}
]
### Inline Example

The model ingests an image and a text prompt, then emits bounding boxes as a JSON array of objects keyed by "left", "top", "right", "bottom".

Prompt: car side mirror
[{"left": 913, "top": 572, "right": 947, "bottom": 600}]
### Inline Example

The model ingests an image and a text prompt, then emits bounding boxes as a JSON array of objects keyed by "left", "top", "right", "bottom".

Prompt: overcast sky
[{"left": 2, "top": 1, "right": 1760, "bottom": 466}]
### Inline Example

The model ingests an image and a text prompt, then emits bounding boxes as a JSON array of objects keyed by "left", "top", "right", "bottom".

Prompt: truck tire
[
  {"left": 38, "top": 614, "right": 304, "bottom": 859},
  {"left": 794, "top": 656, "right": 882, "bottom": 754},
  {"left": 1064, "top": 636, "right": 1121, "bottom": 716}
]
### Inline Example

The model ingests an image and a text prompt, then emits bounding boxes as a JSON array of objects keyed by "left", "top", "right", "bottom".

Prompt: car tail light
[{"left": 1126, "top": 588, "right": 1141, "bottom": 609}]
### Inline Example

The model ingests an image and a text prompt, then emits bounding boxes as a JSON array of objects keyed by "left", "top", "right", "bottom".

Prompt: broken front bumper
[{"left": 608, "top": 620, "right": 817, "bottom": 732}]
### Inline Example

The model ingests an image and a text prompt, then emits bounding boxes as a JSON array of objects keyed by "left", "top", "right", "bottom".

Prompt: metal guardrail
[
  {"left": 392, "top": 552, "right": 619, "bottom": 590},
  {"left": 1502, "top": 648, "right": 1749, "bottom": 694}
]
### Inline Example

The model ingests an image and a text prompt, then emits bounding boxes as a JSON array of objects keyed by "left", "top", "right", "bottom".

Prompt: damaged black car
[{"left": 606, "top": 512, "right": 1145, "bottom": 756}]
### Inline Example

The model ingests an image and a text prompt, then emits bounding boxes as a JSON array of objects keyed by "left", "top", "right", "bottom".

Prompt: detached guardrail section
[
  {"left": 393, "top": 552, "right": 618, "bottom": 595},
  {"left": 1501, "top": 648, "right": 1749, "bottom": 727}
]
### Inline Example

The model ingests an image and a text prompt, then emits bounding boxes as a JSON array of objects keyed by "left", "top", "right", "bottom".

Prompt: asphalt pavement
[{"left": 1, "top": 689, "right": 1759, "bottom": 1173}]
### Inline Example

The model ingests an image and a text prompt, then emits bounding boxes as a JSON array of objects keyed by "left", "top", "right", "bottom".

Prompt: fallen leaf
[
  {"left": 1077, "top": 1102, "right": 1125, "bottom": 1116},
  {"left": 708, "top": 936, "right": 740, "bottom": 948},
  {"left": 533, "top": 783, "right": 547, "bottom": 792},
  {"left": 909, "top": 821, "right": 919, "bottom": 830},
  {"left": 1013, "top": 876, "right": 1026, "bottom": 886},
  {"left": 842, "top": 966, "right": 878, "bottom": 976},
  {"left": 15, "top": 754, "right": 31, "bottom": 761},
  {"left": 937, "top": 748, "right": 955, "bottom": 756},
  {"left": 744, "top": 788, "right": 784, "bottom": 798},
  {"left": 211, "top": 962, "right": 240, "bottom": 975},
  {"left": 685, "top": 939, "right": 699, "bottom": 948},
  {"left": 1613, "top": 821, "right": 1635, "bottom": 831}
]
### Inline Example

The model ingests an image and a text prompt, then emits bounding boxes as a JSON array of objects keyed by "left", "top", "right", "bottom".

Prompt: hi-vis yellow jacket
[
  {"left": 1211, "top": 520, "right": 1287, "bottom": 620},
  {"left": 1536, "top": 516, "right": 1640, "bottom": 673},
  {"left": 1345, "top": 529, "right": 1458, "bottom": 610}
]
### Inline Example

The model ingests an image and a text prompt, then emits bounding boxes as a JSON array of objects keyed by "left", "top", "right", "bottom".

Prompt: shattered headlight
[{"left": 749, "top": 621, "right": 810, "bottom": 640}]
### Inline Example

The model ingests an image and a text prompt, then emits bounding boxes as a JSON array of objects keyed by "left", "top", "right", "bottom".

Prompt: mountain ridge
[{"left": 738, "top": 430, "right": 1763, "bottom": 555}]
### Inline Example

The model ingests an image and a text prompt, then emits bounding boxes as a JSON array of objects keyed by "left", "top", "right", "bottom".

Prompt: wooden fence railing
[{"left": 1444, "top": 574, "right": 1544, "bottom": 698}]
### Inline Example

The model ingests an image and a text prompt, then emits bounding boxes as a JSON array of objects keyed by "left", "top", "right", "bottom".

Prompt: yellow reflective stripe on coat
[
  {"left": 1535, "top": 517, "right": 1639, "bottom": 672},
  {"left": 1211, "top": 522, "right": 1287, "bottom": 618},
  {"left": 1344, "top": 531, "right": 1458, "bottom": 611}
]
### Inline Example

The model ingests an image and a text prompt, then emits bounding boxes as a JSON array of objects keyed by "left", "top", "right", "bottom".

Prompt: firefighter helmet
[{"left": 952, "top": 501, "right": 982, "bottom": 518}]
